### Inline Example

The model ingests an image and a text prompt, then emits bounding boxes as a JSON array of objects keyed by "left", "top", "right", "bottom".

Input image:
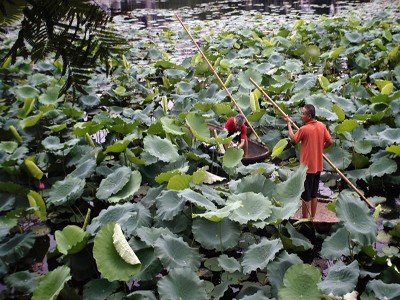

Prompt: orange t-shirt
[{"left": 293, "top": 120, "right": 332, "bottom": 174}]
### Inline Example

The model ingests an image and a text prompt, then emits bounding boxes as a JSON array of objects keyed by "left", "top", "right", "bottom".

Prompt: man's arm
[{"left": 284, "top": 116, "right": 296, "bottom": 142}]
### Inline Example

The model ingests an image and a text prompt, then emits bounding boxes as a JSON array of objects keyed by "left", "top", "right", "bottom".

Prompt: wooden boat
[
  {"left": 207, "top": 123, "right": 270, "bottom": 165},
  {"left": 290, "top": 198, "right": 340, "bottom": 232}
]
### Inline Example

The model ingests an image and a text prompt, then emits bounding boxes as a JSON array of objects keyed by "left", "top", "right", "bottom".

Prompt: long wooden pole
[
  {"left": 249, "top": 77, "right": 375, "bottom": 209},
  {"left": 176, "top": 15, "right": 261, "bottom": 142}
]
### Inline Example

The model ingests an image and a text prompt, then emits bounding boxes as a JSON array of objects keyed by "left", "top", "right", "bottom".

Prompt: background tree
[{"left": 0, "top": 0, "right": 129, "bottom": 95}]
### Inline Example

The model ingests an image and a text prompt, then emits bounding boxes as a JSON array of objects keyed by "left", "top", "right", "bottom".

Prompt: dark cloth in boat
[{"left": 302, "top": 172, "right": 320, "bottom": 201}]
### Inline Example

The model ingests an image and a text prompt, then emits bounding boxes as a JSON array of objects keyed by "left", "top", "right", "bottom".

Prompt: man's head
[
  {"left": 234, "top": 114, "right": 245, "bottom": 130},
  {"left": 301, "top": 104, "right": 315, "bottom": 123}
]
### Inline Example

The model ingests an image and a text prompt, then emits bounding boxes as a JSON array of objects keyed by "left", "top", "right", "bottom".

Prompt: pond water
[{"left": 98, "top": 0, "right": 371, "bottom": 18}]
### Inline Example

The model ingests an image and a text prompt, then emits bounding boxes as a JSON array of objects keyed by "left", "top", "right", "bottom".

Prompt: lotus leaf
[
  {"left": 281, "top": 222, "right": 313, "bottom": 251},
  {"left": 154, "top": 235, "right": 200, "bottom": 271},
  {"left": 55, "top": 225, "right": 88, "bottom": 255},
  {"left": 47, "top": 176, "right": 85, "bottom": 206},
  {"left": 83, "top": 278, "right": 119, "bottom": 300},
  {"left": 217, "top": 254, "right": 241, "bottom": 273},
  {"left": 157, "top": 268, "right": 207, "bottom": 300},
  {"left": 178, "top": 189, "right": 217, "bottom": 210},
  {"left": 69, "top": 159, "right": 97, "bottom": 179},
  {"left": 31, "top": 266, "right": 71, "bottom": 300},
  {"left": 96, "top": 166, "right": 131, "bottom": 200},
  {"left": 365, "top": 279, "right": 400, "bottom": 300},
  {"left": 318, "top": 260, "right": 359, "bottom": 296},
  {"left": 293, "top": 73, "right": 317, "bottom": 92},
  {"left": 0, "top": 232, "right": 35, "bottom": 264},
  {"left": 113, "top": 223, "right": 141, "bottom": 265},
  {"left": 242, "top": 238, "right": 282, "bottom": 274},
  {"left": 271, "top": 139, "right": 288, "bottom": 157},
  {"left": 227, "top": 192, "right": 272, "bottom": 224},
  {"left": 27, "top": 190, "right": 46, "bottom": 220},
  {"left": 15, "top": 85, "right": 40, "bottom": 100},
  {"left": 223, "top": 147, "right": 243, "bottom": 168},
  {"left": 369, "top": 157, "right": 397, "bottom": 177},
  {"left": 143, "top": 135, "right": 179, "bottom": 162},
  {"left": 4, "top": 270, "right": 40, "bottom": 294},
  {"left": 267, "top": 251, "right": 302, "bottom": 297},
  {"left": 167, "top": 173, "right": 192, "bottom": 190},
  {"left": 155, "top": 190, "right": 185, "bottom": 221},
  {"left": 192, "top": 200, "right": 242, "bottom": 222},
  {"left": 278, "top": 263, "right": 322, "bottom": 300},
  {"left": 192, "top": 218, "right": 241, "bottom": 251}
]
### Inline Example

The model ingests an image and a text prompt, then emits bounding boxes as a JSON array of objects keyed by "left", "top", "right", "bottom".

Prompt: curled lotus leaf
[
  {"left": 113, "top": 223, "right": 141, "bottom": 265},
  {"left": 55, "top": 225, "right": 88, "bottom": 255}
]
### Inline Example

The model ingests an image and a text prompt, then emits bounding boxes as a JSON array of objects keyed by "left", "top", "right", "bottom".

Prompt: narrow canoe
[{"left": 207, "top": 123, "right": 270, "bottom": 165}]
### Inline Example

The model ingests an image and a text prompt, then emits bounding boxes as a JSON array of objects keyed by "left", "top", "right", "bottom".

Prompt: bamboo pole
[
  {"left": 249, "top": 77, "right": 375, "bottom": 209},
  {"left": 175, "top": 15, "right": 261, "bottom": 142}
]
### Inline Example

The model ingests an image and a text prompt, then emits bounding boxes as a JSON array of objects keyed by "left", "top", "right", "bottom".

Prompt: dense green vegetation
[{"left": 0, "top": 1, "right": 399, "bottom": 299}]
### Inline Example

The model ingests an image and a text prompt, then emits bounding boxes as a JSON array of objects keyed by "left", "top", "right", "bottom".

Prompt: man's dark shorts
[{"left": 301, "top": 172, "right": 321, "bottom": 202}]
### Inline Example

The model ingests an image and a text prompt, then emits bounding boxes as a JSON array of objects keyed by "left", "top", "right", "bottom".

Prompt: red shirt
[
  {"left": 224, "top": 117, "right": 247, "bottom": 140},
  {"left": 293, "top": 120, "right": 332, "bottom": 174}
]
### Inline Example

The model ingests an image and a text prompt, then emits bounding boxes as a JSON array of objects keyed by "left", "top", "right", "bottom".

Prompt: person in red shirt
[
  {"left": 284, "top": 104, "right": 332, "bottom": 219},
  {"left": 223, "top": 114, "right": 248, "bottom": 157}
]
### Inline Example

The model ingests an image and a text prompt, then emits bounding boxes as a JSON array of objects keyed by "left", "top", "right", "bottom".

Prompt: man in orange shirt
[{"left": 284, "top": 104, "right": 332, "bottom": 219}]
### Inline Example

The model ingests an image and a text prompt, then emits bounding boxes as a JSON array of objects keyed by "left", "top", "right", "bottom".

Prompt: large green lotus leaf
[
  {"left": 160, "top": 117, "right": 185, "bottom": 136},
  {"left": 336, "top": 190, "right": 377, "bottom": 245},
  {"left": 307, "top": 93, "right": 333, "bottom": 111},
  {"left": 335, "top": 119, "right": 359, "bottom": 133},
  {"left": 167, "top": 174, "right": 192, "bottom": 190},
  {"left": 4, "top": 270, "right": 40, "bottom": 294},
  {"left": 227, "top": 192, "right": 272, "bottom": 224},
  {"left": 321, "top": 225, "right": 352, "bottom": 260},
  {"left": 126, "top": 290, "right": 157, "bottom": 300},
  {"left": 241, "top": 238, "right": 283, "bottom": 274},
  {"left": 154, "top": 235, "right": 200, "bottom": 271},
  {"left": 15, "top": 85, "right": 40, "bottom": 100},
  {"left": 31, "top": 266, "right": 71, "bottom": 300},
  {"left": 369, "top": 157, "right": 397, "bottom": 177},
  {"left": 192, "top": 218, "right": 241, "bottom": 251},
  {"left": 157, "top": 267, "right": 208, "bottom": 300},
  {"left": 293, "top": 73, "right": 317, "bottom": 92},
  {"left": 143, "top": 135, "right": 179, "bottom": 162},
  {"left": 41, "top": 136, "right": 64, "bottom": 151},
  {"left": 345, "top": 31, "right": 363, "bottom": 43},
  {"left": 377, "top": 127, "right": 400, "bottom": 145},
  {"left": 194, "top": 184, "right": 226, "bottom": 206},
  {"left": 278, "top": 263, "right": 322, "bottom": 300},
  {"left": 109, "top": 171, "right": 142, "bottom": 203},
  {"left": 0, "top": 232, "right": 35, "bottom": 264},
  {"left": 318, "top": 260, "right": 359, "bottom": 297},
  {"left": 185, "top": 112, "right": 210, "bottom": 142},
  {"left": 223, "top": 147, "right": 243, "bottom": 168},
  {"left": 69, "top": 159, "right": 97, "bottom": 179},
  {"left": 323, "top": 146, "right": 352, "bottom": 171},
  {"left": 351, "top": 152, "right": 369, "bottom": 169},
  {"left": 271, "top": 139, "right": 288, "bottom": 157},
  {"left": 365, "top": 279, "right": 400, "bottom": 300},
  {"left": 354, "top": 140, "right": 373, "bottom": 154},
  {"left": 96, "top": 166, "right": 131, "bottom": 200},
  {"left": 192, "top": 201, "right": 242, "bottom": 222},
  {"left": 232, "top": 174, "right": 274, "bottom": 197},
  {"left": 83, "top": 278, "right": 119, "bottom": 300},
  {"left": 267, "top": 251, "right": 302, "bottom": 298},
  {"left": 238, "top": 69, "right": 262, "bottom": 90},
  {"left": 86, "top": 202, "right": 150, "bottom": 236},
  {"left": 47, "top": 176, "right": 85, "bottom": 206},
  {"left": 155, "top": 190, "right": 185, "bottom": 221},
  {"left": 178, "top": 189, "right": 217, "bottom": 211},
  {"left": 38, "top": 86, "right": 64, "bottom": 105},
  {"left": 93, "top": 223, "right": 141, "bottom": 281},
  {"left": 155, "top": 169, "right": 184, "bottom": 184},
  {"left": 55, "top": 225, "right": 88, "bottom": 255},
  {"left": 272, "top": 164, "right": 307, "bottom": 204},
  {"left": 217, "top": 254, "right": 242, "bottom": 273}
]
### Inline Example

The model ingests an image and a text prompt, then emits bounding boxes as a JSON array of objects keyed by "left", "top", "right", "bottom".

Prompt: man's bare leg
[
  {"left": 311, "top": 198, "right": 318, "bottom": 219},
  {"left": 301, "top": 200, "right": 311, "bottom": 218}
]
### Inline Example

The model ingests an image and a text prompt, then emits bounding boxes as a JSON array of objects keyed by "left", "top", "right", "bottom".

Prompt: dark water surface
[{"left": 98, "top": 0, "right": 371, "bottom": 19}]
